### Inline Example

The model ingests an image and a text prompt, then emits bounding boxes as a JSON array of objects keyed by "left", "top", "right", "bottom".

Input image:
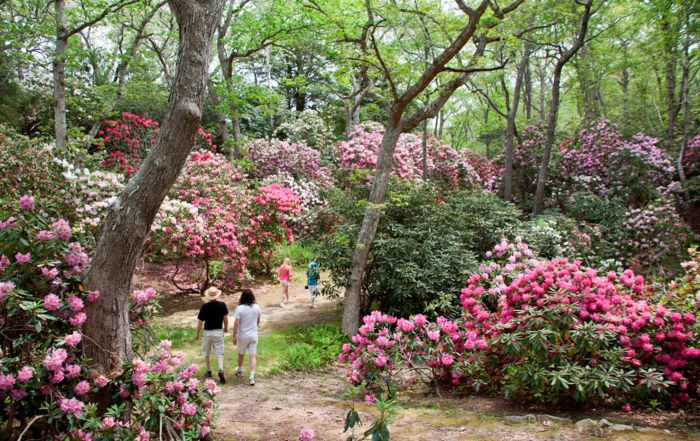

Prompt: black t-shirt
[{"left": 197, "top": 301, "right": 229, "bottom": 330}]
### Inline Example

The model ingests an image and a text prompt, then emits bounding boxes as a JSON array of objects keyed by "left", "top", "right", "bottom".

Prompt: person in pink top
[{"left": 278, "top": 258, "right": 292, "bottom": 306}]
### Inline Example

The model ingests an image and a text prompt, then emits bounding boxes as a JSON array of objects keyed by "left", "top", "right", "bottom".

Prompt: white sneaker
[
  {"left": 249, "top": 378, "right": 255, "bottom": 386},
  {"left": 235, "top": 367, "right": 242, "bottom": 376}
]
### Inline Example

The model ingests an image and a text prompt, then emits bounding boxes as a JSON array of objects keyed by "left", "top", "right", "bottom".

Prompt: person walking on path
[
  {"left": 278, "top": 258, "right": 292, "bottom": 306},
  {"left": 306, "top": 257, "right": 320, "bottom": 308},
  {"left": 195, "top": 287, "right": 228, "bottom": 384},
  {"left": 233, "top": 288, "right": 261, "bottom": 386}
]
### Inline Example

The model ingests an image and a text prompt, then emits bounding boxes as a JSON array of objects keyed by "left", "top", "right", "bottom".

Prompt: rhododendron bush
[
  {"left": 561, "top": 120, "right": 675, "bottom": 206},
  {"left": 341, "top": 238, "right": 700, "bottom": 407},
  {"left": 148, "top": 150, "right": 299, "bottom": 287},
  {"left": 0, "top": 198, "right": 217, "bottom": 439},
  {"left": 336, "top": 123, "right": 496, "bottom": 190},
  {"left": 246, "top": 138, "right": 333, "bottom": 187},
  {"left": 99, "top": 112, "right": 217, "bottom": 178}
]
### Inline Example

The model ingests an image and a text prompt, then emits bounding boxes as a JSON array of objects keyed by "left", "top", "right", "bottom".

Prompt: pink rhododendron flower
[
  {"left": 74, "top": 380, "right": 90, "bottom": 396},
  {"left": 59, "top": 397, "right": 85, "bottom": 415},
  {"left": 0, "top": 374, "right": 16, "bottom": 391},
  {"left": 17, "top": 366, "right": 33, "bottom": 382},
  {"left": 19, "top": 194, "right": 35, "bottom": 211},
  {"left": 64, "top": 331, "right": 82, "bottom": 347},
  {"left": 43, "top": 348, "right": 68, "bottom": 371},
  {"left": 14, "top": 252, "right": 31, "bottom": 265},
  {"left": 299, "top": 428, "right": 315, "bottom": 441}
]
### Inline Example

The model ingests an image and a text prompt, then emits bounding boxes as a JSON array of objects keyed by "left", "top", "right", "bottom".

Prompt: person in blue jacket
[{"left": 305, "top": 258, "right": 320, "bottom": 308}]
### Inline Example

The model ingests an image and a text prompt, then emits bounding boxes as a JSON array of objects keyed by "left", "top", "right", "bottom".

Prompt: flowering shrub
[
  {"left": 148, "top": 150, "right": 298, "bottom": 285},
  {"left": 273, "top": 109, "right": 335, "bottom": 156},
  {"left": 341, "top": 239, "right": 700, "bottom": 408},
  {"left": 261, "top": 172, "right": 328, "bottom": 239},
  {"left": 336, "top": 123, "right": 495, "bottom": 190},
  {"left": 614, "top": 196, "right": 695, "bottom": 275},
  {"left": 682, "top": 135, "right": 700, "bottom": 177},
  {"left": 0, "top": 136, "right": 72, "bottom": 217},
  {"left": 55, "top": 158, "right": 126, "bottom": 245},
  {"left": 246, "top": 138, "right": 333, "bottom": 187},
  {"left": 562, "top": 120, "right": 675, "bottom": 206},
  {"left": 99, "top": 112, "right": 218, "bottom": 178},
  {"left": 0, "top": 197, "right": 218, "bottom": 439},
  {"left": 518, "top": 214, "right": 602, "bottom": 262}
]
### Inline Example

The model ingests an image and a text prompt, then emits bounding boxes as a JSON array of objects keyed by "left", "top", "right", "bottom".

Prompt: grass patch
[
  {"left": 272, "top": 242, "right": 316, "bottom": 267},
  {"left": 153, "top": 322, "right": 345, "bottom": 378}
]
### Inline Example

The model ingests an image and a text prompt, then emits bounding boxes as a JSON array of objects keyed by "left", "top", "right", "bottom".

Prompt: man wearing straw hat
[{"left": 195, "top": 286, "right": 229, "bottom": 384}]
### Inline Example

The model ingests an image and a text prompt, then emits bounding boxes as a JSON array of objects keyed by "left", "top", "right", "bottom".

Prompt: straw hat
[{"left": 202, "top": 287, "right": 222, "bottom": 302}]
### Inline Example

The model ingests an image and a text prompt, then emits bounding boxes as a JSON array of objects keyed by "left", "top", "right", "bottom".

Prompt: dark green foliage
[
  {"left": 564, "top": 191, "right": 626, "bottom": 233},
  {"left": 319, "top": 184, "right": 523, "bottom": 318}
]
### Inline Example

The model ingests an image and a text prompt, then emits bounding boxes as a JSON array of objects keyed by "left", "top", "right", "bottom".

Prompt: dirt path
[{"left": 152, "top": 274, "right": 697, "bottom": 440}]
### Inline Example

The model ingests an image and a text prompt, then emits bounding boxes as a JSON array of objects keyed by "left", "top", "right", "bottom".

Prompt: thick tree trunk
[
  {"left": 54, "top": 0, "right": 68, "bottom": 149},
  {"left": 341, "top": 121, "right": 401, "bottom": 335},
  {"left": 533, "top": 1, "right": 592, "bottom": 216},
  {"left": 83, "top": 0, "right": 225, "bottom": 375},
  {"left": 504, "top": 45, "right": 530, "bottom": 202}
]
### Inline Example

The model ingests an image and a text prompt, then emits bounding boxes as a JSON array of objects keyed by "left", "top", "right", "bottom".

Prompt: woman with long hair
[
  {"left": 277, "top": 257, "right": 292, "bottom": 306},
  {"left": 233, "top": 288, "right": 261, "bottom": 385}
]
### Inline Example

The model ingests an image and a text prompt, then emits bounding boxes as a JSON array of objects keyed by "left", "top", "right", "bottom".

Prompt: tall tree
[
  {"left": 341, "top": 0, "right": 524, "bottom": 336},
  {"left": 532, "top": 0, "right": 595, "bottom": 216},
  {"left": 83, "top": 0, "right": 226, "bottom": 374},
  {"left": 82, "top": 0, "right": 168, "bottom": 150},
  {"left": 53, "top": 0, "right": 135, "bottom": 149}
]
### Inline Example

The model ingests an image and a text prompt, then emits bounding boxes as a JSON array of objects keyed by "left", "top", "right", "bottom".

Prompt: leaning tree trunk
[
  {"left": 54, "top": 0, "right": 68, "bottom": 150},
  {"left": 342, "top": 119, "right": 402, "bottom": 335},
  {"left": 83, "top": 0, "right": 225, "bottom": 375}
]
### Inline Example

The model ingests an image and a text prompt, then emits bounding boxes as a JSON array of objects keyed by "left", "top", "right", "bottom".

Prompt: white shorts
[
  {"left": 280, "top": 280, "right": 290, "bottom": 287},
  {"left": 309, "top": 285, "right": 318, "bottom": 297},
  {"left": 238, "top": 337, "right": 258, "bottom": 355},
  {"left": 202, "top": 330, "right": 224, "bottom": 356}
]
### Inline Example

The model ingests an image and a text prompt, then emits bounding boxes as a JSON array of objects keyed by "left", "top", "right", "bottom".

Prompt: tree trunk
[
  {"left": 208, "top": 80, "right": 230, "bottom": 144},
  {"left": 422, "top": 119, "right": 428, "bottom": 180},
  {"left": 54, "top": 0, "right": 68, "bottom": 149},
  {"left": 533, "top": 1, "right": 593, "bottom": 216},
  {"left": 83, "top": 0, "right": 225, "bottom": 375},
  {"left": 504, "top": 45, "right": 531, "bottom": 202},
  {"left": 341, "top": 121, "right": 401, "bottom": 335},
  {"left": 523, "top": 61, "right": 532, "bottom": 120},
  {"left": 678, "top": 3, "right": 691, "bottom": 205},
  {"left": 662, "top": 13, "right": 680, "bottom": 146}
]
